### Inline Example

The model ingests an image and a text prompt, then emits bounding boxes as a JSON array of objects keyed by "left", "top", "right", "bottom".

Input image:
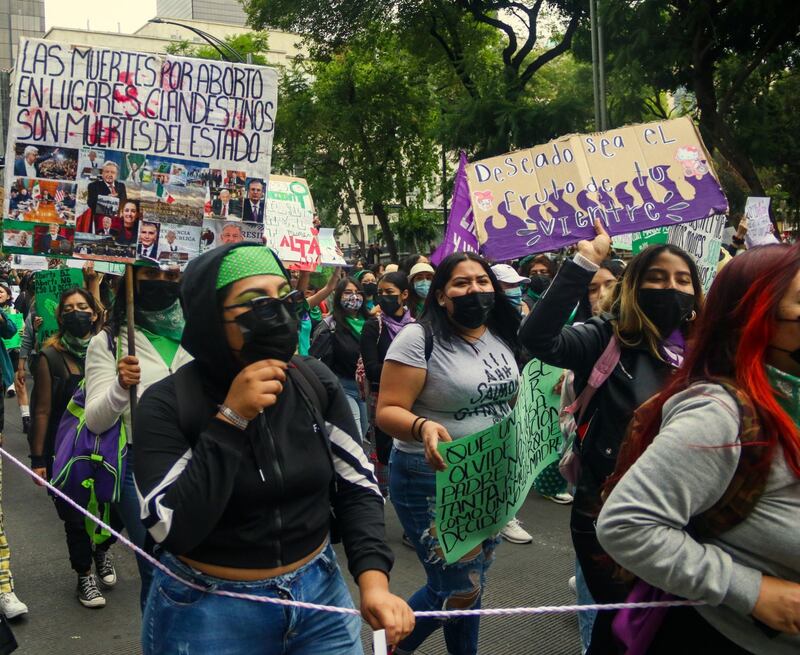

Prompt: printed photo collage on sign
[{"left": 4, "top": 143, "right": 266, "bottom": 266}]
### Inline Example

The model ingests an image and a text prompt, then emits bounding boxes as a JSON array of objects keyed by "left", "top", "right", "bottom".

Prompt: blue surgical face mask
[
  {"left": 414, "top": 279, "right": 431, "bottom": 299},
  {"left": 504, "top": 286, "right": 522, "bottom": 307}
]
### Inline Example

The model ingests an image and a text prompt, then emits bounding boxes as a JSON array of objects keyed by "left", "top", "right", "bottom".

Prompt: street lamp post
[
  {"left": 589, "top": 0, "right": 608, "bottom": 131},
  {"left": 148, "top": 18, "right": 244, "bottom": 63}
]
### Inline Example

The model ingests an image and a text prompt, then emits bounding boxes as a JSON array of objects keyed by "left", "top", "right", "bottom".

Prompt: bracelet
[
  {"left": 416, "top": 419, "right": 430, "bottom": 442},
  {"left": 411, "top": 416, "right": 424, "bottom": 442},
  {"left": 218, "top": 405, "right": 249, "bottom": 430},
  {"left": 731, "top": 234, "right": 745, "bottom": 245}
]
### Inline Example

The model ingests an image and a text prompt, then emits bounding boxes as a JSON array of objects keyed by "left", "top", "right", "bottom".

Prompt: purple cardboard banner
[
  {"left": 430, "top": 152, "right": 479, "bottom": 265},
  {"left": 466, "top": 117, "right": 728, "bottom": 260}
]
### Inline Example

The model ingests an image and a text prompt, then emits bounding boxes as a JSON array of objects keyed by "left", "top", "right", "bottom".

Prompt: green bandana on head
[{"left": 216, "top": 247, "right": 286, "bottom": 290}]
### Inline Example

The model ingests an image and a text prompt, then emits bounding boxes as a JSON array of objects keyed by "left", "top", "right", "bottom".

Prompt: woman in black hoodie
[{"left": 134, "top": 244, "right": 413, "bottom": 655}]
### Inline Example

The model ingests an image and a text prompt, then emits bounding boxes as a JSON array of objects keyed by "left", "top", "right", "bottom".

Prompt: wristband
[
  {"left": 731, "top": 234, "right": 745, "bottom": 246},
  {"left": 417, "top": 419, "right": 430, "bottom": 442},
  {"left": 411, "top": 416, "right": 424, "bottom": 442},
  {"left": 218, "top": 405, "right": 249, "bottom": 430}
]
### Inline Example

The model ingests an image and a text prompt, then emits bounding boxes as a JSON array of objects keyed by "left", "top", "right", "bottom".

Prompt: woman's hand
[
  {"left": 576, "top": 219, "right": 611, "bottom": 266},
  {"left": 358, "top": 571, "right": 415, "bottom": 646},
  {"left": 33, "top": 316, "right": 43, "bottom": 330},
  {"left": 32, "top": 467, "right": 47, "bottom": 487},
  {"left": 15, "top": 366, "right": 26, "bottom": 388},
  {"left": 117, "top": 355, "right": 141, "bottom": 390},
  {"left": 752, "top": 575, "right": 800, "bottom": 635},
  {"left": 421, "top": 420, "right": 452, "bottom": 471},
  {"left": 735, "top": 216, "right": 748, "bottom": 239},
  {"left": 222, "top": 360, "right": 287, "bottom": 421}
]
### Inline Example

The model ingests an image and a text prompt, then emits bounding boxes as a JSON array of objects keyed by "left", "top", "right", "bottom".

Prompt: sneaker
[
  {"left": 5, "top": 386, "right": 14, "bottom": 398},
  {"left": 500, "top": 518, "right": 533, "bottom": 544},
  {"left": 568, "top": 575, "right": 577, "bottom": 595},
  {"left": 401, "top": 533, "right": 415, "bottom": 550},
  {"left": 544, "top": 492, "right": 574, "bottom": 505},
  {"left": 0, "top": 592, "right": 28, "bottom": 619},
  {"left": 77, "top": 574, "right": 105, "bottom": 608},
  {"left": 93, "top": 550, "right": 117, "bottom": 588},
  {"left": 21, "top": 416, "right": 30, "bottom": 435}
]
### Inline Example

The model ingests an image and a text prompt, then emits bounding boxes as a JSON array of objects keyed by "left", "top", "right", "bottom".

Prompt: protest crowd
[{"left": 0, "top": 200, "right": 792, "bottom": 655}]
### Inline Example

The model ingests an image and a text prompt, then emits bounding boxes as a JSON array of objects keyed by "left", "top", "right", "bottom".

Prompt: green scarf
[
  {"left": 344, "top": 314, "right": 365, "bottom": 337},
  {"left": 767, "top": 365, "right": 800, "bottom": 428},
  {"left": 60, "top": 333, "right": 91, "bottom": 362},
  {"left": 308, "top": 305, "right": 322, "bottom": 322},
  {"left": 134, "top": 300, "right": 185, "bottom": 342}
]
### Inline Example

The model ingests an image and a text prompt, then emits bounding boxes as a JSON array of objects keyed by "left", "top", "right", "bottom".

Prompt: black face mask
[
  {"left": 362, "top": 282, "right": 378, "bottom": 297},
  {"left": 228, "top": 297, "right": 300, "bottom": 364},
  {"left": 770, "top": 317, "right": 800, "bottom": 364},
  {"left": 377, "top": 295, "right": 401, "bottom": 316},
  {"left": 637, "top": 288, "right": 695, "bottom": 338},
  {"left": 137, "top": 280, "right": 180, "bottom": 311},
  {"left": 527, "top": 274, "right": 551, "bottom": 297},
  {"left": 450, "top": 291, "right": 495, "bottom": 330},
  {"left": 61, "top": 311, "right": 94, "bottom": 338}
]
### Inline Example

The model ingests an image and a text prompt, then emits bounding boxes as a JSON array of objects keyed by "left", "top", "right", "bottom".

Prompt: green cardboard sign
[
  {"left": 1, "top": 313, "right": 24, "bottom": 350},
  {"left": 631, "top": 228, "right": 668, "bottom": 254},
  {"left": 34, "top": 268, "right": 85, "bottom": 344},
  {"left": 434, "top": 359, "right": 563, "bottom": 562}
]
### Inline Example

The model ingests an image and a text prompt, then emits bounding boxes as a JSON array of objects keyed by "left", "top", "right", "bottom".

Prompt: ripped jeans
[{"left": 389, "top": 448, "right": 499, "bottom": 655}]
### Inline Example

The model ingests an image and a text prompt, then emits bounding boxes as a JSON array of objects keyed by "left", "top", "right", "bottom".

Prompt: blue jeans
[
  {"left": 117, "top": 449, "right": 153, "bottom": 612},
  {"left": 142, "top": 545, "right": 363, "bottom": 655},
  {"left": 389, "top": 448, "right": 499, "bottom": 655},
  {"left": 338, "top": 376, "right": 368, "bottom": 440},
  {"left": 576, "top": 559, "right": 596, "bottom": 654}
]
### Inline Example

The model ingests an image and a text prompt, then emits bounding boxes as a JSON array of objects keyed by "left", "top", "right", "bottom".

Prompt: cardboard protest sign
[
  {"left": 3, "top": 37, "right": 278, "bottom": 267},
  {"left": 666, "top": 214, "right": 725, "bottom": 293},
  {"left": 2, "top": 313, "right": 24, "bottom": 350},
  {"left": 316, "top": 228, "right": 346, "bottom": 266},
  {"left": 262, "top": 174, "right": 318, "bottom": 270},
  {"left": 434, "top": 359, "right": 562, "bottom": 562},
  {"left": 744, "top": 197, "right": 778, "bottom": 247},
  {"left": 611, "top": 232, "right": 633, "bottom": 251},
  {"left": 466, "top": 117, "right": 728, "bottom": 260},
  {"left": 631, "top": 227, "right": 668, "bottom": 253},
  {"left": 431, "top": 152, "right": 479, "bottom": 265},
  {"left": 34, "top": 267, "right": 84, "bottom": 343}
]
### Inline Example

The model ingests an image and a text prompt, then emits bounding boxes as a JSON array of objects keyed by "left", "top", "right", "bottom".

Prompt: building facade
[
  {"left": 157, "top": 0, "right": 246, "bottom": 26},
  {"left": 0, "top": 0, "right": 45, "bottom": 70}
]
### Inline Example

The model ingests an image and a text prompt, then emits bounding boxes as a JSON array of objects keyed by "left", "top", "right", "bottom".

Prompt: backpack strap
[
  {"left": 562, "top": 334, "right": 621, "bottom": 427},
  {"left": 288, "top": 355, "right": 329, "bottom": 420},
  {"left": 689, "top": 381, "right": 773, "bottom": 539},
  {"left": 40, "top": 346, "right": 70, "bottom": 382}
]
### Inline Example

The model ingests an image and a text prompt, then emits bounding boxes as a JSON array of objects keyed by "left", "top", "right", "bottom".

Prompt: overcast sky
[{"left": 45, "top": 0, "right": 158, "bottom": 34}]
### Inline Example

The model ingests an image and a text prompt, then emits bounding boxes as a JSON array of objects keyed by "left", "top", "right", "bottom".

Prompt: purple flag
[{"left": 430, "top": 152, "right": 479, "bottom": 265}]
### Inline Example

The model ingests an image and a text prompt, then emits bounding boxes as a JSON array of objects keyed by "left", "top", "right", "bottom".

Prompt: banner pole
[{"left": 125, "top": 264, "right": 137, "bottom": 430}]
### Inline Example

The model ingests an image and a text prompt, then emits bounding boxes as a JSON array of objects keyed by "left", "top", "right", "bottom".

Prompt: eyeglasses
[{"left": 223, "top": 290, "right": 304, "bottom": 318}]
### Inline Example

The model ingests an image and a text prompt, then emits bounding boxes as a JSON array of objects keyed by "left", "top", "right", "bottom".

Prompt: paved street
[{"left": 0, "top": 396, "right": 581, "bottom": 654}]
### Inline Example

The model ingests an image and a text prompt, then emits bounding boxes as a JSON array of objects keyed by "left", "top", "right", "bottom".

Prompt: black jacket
[
  {"left": 310, "top": 317, "right": 362, "bottom": 380},
  {"left": 519, "top": 259, "right": 675, "bottom": 516},
  {"left": 360, "top": 316, "right": 394, "bottom": 390},
  {"left": 134, "top": 243, "right": 392, "bottom": 579}
]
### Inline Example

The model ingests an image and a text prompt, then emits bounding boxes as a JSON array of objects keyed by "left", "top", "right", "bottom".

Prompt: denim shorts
[{"left": 142, "top": 544, "right": 363, "bottom": 655}]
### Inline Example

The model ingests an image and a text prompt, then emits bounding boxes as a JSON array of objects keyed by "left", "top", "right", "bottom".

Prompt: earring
[{"left": 688, "top": 310, "right": 697, "bottom": 322}]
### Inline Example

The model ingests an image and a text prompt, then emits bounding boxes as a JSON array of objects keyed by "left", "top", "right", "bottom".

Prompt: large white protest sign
[
  {"left": 263, "top": 174, "right": 319, "bottom": 270},
  {"left": 666, "top": 214, "right": 726, "bottom": 292},
  {"left": 3, "top": 38, "right": 277, "bottom": 266}
]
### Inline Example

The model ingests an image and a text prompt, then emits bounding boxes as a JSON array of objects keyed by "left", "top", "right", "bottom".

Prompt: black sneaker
[
  {"left": 77, "top": 574, "right": 106, "bottom": 608},
  {"left": 401, "top": 533, "right": 415, "bottom": 550},
  {"left": 21, "top": 417, "right": 30, "bottom": 435},
  {"left": 93, "top": 550, "right": 117, "bottom": 588}
]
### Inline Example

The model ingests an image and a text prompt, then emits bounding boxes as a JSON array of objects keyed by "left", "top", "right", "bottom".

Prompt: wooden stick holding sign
[{"left": 124, "top": 265, "right": 137, "bottom": 430}]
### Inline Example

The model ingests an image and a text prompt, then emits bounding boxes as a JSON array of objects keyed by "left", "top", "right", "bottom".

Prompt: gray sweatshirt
[{"left": 597, "top": 383, "right": 800, "bottom": 654}]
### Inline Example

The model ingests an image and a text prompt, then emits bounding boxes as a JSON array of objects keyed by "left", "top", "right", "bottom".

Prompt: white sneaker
[
  {"left": 0, "top": 591, "right": 28, "bottom": 619},
  {"left": 568, "top": 575, "right": 577, "bottom": 595},
  {"left": 544, "top": 492, "right": 574, "bottom": 505},
  {"left": 500, "top": 518, "right": 533, "bottom": 544}
]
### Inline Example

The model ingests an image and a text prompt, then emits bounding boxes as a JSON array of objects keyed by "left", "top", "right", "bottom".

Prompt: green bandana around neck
[
  {"left": 766, "top": 365, "right": 800, "bottom": 428},
  {"left": 60, "top": 332, "right": 91, "bottom": 362},
  {"left": 344, "top": 314, "right": 365, "bottom": 337},
  {"left": 134, "top": 299, "right": 185, "bottom": 342},
  {"left": 216, "top": 246, "right": 286, "bottom": 290}
]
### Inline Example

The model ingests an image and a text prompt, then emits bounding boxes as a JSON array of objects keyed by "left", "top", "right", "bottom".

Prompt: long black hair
[
  {"left": 421, "top": 252, "right": 520, "bottom": 351},
  {"left": 379, "top": 271, "right": 409, "bottom": 293},
  {"left": 332, "top": 276, "right": 371, "bottom": 334}
]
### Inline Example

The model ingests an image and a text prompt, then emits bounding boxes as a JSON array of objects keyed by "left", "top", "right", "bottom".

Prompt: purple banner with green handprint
[{"left": 465, "top": 117, "right": 728, "bottom": 261}]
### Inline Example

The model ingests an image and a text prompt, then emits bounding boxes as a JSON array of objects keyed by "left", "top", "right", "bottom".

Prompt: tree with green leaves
[
  {"left": 597, "top": 0, "right": 800, "bottom": 198},
  {"left": 245, "top": 0, "right": 588, "bottom": 155},
  {"left": 272, "top": 29, "right": 442, "bottom": 261}
]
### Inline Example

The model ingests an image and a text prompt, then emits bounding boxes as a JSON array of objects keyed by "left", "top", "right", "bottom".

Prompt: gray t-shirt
[
  {"left": 597, "top": 383, "right": 800, "bottom": 655},
  {"left": 385, "top": 323, "right": 519, "bottom": 454}
]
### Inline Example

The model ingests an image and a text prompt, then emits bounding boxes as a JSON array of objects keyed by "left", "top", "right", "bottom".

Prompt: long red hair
[{"left": 608, "top": 244, "right": 800, "bottom": 491}]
